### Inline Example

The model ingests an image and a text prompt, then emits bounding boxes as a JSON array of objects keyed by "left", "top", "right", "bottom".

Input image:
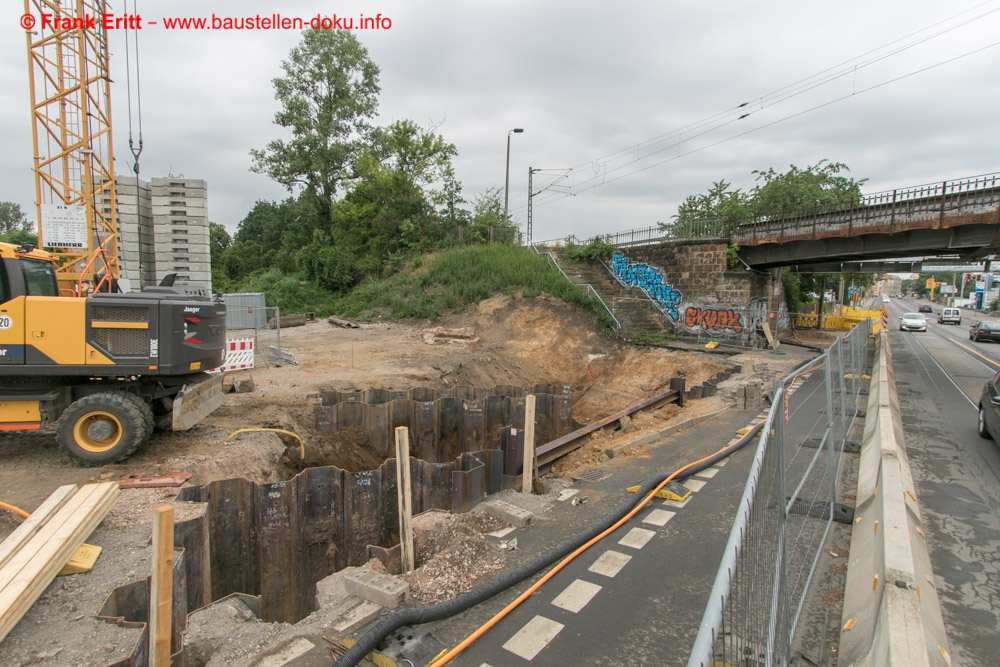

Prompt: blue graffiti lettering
[{"left": 610, "top": 253, "right": 683, "bottom": 321}]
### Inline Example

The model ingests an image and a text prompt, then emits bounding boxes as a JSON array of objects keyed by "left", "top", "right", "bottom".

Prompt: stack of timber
[{"left": 0, "top": 482, "right": 119, "bottom": 644}]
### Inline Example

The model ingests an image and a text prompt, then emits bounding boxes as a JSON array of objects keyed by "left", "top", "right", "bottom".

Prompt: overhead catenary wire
[{"left": 511, "top": 3, "right": 1000, "bottom": 216}]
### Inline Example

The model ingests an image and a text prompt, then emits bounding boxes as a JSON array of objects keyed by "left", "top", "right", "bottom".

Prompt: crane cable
[{"left": 122, "top": 0, "right": 144, "bottom": 285}]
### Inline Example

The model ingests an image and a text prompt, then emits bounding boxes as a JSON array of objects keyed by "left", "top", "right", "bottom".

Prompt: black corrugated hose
[{"left": 334, "top": 421, "right": 766, "bottom": 666}]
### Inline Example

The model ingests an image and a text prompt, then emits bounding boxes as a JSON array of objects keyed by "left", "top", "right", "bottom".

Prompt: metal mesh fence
[
  {"left": 688, "top": 319, "right": 870, "bottom": 667},
  {"left": 224, "top": 306, "right": 296, "bottom": 367}
]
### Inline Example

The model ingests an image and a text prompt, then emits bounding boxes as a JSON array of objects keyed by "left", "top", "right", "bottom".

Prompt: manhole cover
[{"left": 576, "top": 470, "right": 612, "bottom": 483}]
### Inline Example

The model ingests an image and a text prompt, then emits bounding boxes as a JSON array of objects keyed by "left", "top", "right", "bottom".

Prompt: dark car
[
  {"left": 978, "top": 372, "right": 1000, "bottom": 440},
  {"left": 969, "top": 321, "right": 1000, "bottom": 342},
  {"left": 918, "top": 305, "right": 933, "bottom": 313}
]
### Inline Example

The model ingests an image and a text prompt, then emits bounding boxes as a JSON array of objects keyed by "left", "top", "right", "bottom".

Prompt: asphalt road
[{"left": 884, "top": 297, "right": 1000, "bottom": 667}]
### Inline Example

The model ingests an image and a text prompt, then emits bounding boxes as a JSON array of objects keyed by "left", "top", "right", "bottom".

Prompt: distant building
[{"left": 105, "top": 175, "right": 212, "bottom": 289}]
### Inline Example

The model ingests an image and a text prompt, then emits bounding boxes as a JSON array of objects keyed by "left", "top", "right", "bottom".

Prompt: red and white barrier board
[{"left": 208, "top": 337, "right": 254, "bottom": 373}]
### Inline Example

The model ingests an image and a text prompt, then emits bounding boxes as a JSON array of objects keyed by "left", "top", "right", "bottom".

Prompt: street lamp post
[{"left": 504, "top": 128, "right": 524, "bottom": 228}]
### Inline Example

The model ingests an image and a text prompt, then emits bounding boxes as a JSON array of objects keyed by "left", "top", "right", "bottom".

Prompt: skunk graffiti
[{"left": 611, "top": 253, "right": 683, "bottom": 321}]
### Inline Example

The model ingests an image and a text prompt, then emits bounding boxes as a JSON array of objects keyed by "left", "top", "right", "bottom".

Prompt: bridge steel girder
[
  {"left": 738, "top": 223, "right": 1000, "bottom": 270},
  {"left": 788, "top": 260, "right": 926, "bottom": 274}
]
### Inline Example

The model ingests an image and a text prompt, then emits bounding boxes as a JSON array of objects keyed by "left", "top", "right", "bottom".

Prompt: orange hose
[
  {"left": 427, "top": 434, "right": 757, "bottom": 666},
  {"left": 0, "top": 501, "right": 30, "bottom": 519}
]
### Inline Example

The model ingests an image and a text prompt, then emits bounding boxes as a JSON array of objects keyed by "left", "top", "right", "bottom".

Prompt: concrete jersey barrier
[{"left": 839, "top": 333, "right": 951, "bottom": 666}]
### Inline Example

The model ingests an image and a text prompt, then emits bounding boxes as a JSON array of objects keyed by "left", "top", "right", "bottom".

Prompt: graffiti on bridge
[
  {"left": 611, "top": 253, "right": 683, "bottom": 321},
  {"left": 685, "top": 306, "right": 743, "bottom": 334},
  {"left": 682, "top": 298, "right": 785, "bottom": 340}
]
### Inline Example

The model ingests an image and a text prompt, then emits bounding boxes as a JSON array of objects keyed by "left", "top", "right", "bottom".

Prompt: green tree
[
  {"left": 751, "top": 160, "right": 864, "bottom": 218},
  {"left": 666, "top": 180, "right": 751, "bottom": 237},
  {"left": 208, "top": 222, "right": 231, "bottom": 267},
  {"left": 456, "top": 187, "right": 519, "bottom": 245},
  {"left": 0, "top": 202, "right": 32, "bottom": 234},
  {"left": 221, "top": 240, "right": 266, "bottom": 281},
  {"left": 250, "top": 30, "right": 381, "bottom": 220}
]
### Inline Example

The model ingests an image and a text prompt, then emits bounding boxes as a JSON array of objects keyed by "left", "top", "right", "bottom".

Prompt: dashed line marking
[
  {"left": 662, "top": 496, "right": 690, "bottom": 508},
  {"left": 502, "top": 615, "right": 565, "bottom": 660},
  {"left": 695, "top": 467, "right": 720, "bottom": 479},
  {"left": 589, "top": 550, "right": 632, "bottom": 577},
  {"left": 642, "top": 509, "right": 676, "bottom": 527},
  {"left": 684, "top": 478, "right": 708, "bottom": 493},
  {"left": 618, "top": 527, "right": 656, "bottom": 549},
  {"left": 551, "top": 579, "right": 602, "bottom": 613}
]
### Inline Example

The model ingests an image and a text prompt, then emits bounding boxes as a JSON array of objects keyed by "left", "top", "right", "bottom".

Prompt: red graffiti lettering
[{"left": 684, "top": 307, "right": 743, "bottom": 334}]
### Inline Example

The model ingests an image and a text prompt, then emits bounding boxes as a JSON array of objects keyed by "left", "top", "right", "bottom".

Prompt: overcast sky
[{"left": 2, "top": 1, "right": 999, "bottom": 243}]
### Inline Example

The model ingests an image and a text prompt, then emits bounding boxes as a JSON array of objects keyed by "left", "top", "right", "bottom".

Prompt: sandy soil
[{"left": 0, "top": 294, "right": 815, "bottom": 665}]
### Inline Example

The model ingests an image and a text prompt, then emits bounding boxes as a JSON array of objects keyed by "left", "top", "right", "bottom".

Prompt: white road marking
[
  {"left": 551, "top": 579, "right": 602, "bottom": 613},
  {"left": 589, "top": 550, "right": 632, "bottom": 577},
  {"left": 503, "top": 615, "right": 565, "bottom": 661},
  {"left": 643, "top": 509, "right": 676, "bottom": 526},
  {"left": 662, "top": 496, "right": 690, "bottom": 508},
  {"left": 695, "top": 467, "right": 720, "bottom": 479},
  {"left": 618, "top": 527, "right": 656, "bottom": 549},
  {"left": 684, "top": 478, "right": 708, "bottom": 493}
]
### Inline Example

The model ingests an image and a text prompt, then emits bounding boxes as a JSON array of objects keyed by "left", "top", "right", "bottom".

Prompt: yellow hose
[{"left": 224, "top": 428, "right": 305, "bottom": 460}]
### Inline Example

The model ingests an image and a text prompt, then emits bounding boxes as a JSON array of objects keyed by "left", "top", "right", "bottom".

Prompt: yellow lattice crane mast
[{"left": 24, "top": 0, "right": 118, "bottom": 295}]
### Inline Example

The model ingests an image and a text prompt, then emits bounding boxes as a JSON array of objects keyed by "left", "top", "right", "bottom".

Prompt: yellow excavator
[
  {"left": 0, "top": 241, "right": 227, "bottom": 465},
  {"left": 7, "top": 1, "right": 229, "bottom": 464}
]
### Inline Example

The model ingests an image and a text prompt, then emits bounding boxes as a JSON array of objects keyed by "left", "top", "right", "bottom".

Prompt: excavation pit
[{"left": 101, "top": 383, "right": 581, "bottom": 650}]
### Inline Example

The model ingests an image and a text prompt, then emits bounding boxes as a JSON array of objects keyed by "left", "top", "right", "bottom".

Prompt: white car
[{"left": 899, "top": 312, "right": 927, "bottom": 332}]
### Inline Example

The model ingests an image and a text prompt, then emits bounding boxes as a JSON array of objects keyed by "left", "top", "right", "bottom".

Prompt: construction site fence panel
[{"left": 688, "top": 318, "right": 871, "bottom": 667}]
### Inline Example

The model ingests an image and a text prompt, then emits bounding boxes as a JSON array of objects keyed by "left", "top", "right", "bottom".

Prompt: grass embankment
[{"left": 331, "top": 245, "right": 614, "bottom": 327}]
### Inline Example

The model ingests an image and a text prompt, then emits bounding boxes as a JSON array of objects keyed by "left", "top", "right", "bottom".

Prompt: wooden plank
[
  {"left": 522, "top": 394, "right": 536, "bottom": 493},
  {"left": 760, "top": 321, "right": 779, "bottom": 351},
  {"left": 0, "top": 483, "right": 107, "bottom": 593},
  {"left": 0, "top": 484, "right": 117, "bottom": 617},
  {"left": 395, "top": 426, "right": 414, "bottom": 574},
  {"left": 0, "top": 484, "right": 78, "bottom": 569},
  {"left": 0, "top": 486, "right": 117, "bottom": 640},
  {"left": 0, "top": 482, "right": 118, "bottom": 643},
  {"left": 149, "top": 506, "right": 174, "bottom": 666}
]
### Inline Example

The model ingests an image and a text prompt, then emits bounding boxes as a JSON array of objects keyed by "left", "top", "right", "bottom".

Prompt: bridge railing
[
  {"left": 732, "top": 171, "right": 1000, "bottom": 246},
  {"left": 534, "top": 219, "right": 729, "bottom": 249}
]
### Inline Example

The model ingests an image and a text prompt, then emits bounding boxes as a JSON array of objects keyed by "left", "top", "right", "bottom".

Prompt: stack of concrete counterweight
[{"left": 0, "top": 482, "right": 118, "bottom": 643}]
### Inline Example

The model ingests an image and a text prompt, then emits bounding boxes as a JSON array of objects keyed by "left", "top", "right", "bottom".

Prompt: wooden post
[
  {"left": 150, "top": 506, "right": 174, "bottom": 667},
  {"left": 394, "top": 426, "right": 414, "bottom": 574},
  {"left": 522, "top": 394, "right": 536, "bottom": 493}
]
